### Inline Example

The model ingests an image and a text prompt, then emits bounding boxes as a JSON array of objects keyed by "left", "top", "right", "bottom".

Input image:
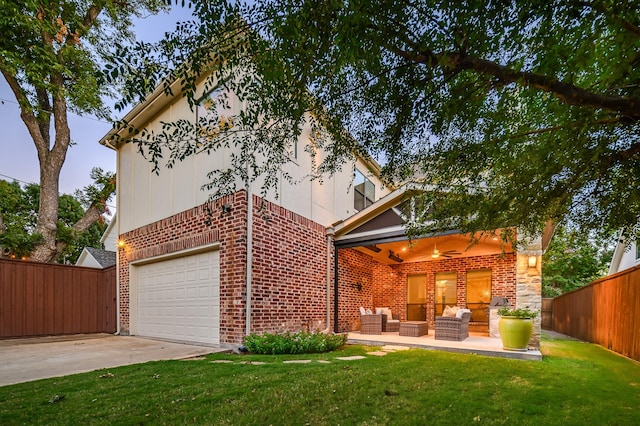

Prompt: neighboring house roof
[{"left": 76, "top": 247, "right": 116, "bottom": 269}]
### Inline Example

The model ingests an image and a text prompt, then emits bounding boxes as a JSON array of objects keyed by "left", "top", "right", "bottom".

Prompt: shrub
[
  {"left": 497, "top": 306, "right": 539, "bottom": 318},
  {"left": 243, "top": 331, "right": 347, "bottom": 355}
]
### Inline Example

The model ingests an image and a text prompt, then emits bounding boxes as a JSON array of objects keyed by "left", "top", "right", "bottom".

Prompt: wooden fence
[
  {"left": 553, "top": 266, "right": 640, "bottom": 362},
  {"left": 0, "top": 259, "right": 116, "bottom": 338},
  {"left": 541, "top": 298, "right": 554, "bottom": 330}
]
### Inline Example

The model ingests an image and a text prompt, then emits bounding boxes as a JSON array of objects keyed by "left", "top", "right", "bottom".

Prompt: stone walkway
[{"left": 208, "top": 345, "right": 412, "bottom": 365}]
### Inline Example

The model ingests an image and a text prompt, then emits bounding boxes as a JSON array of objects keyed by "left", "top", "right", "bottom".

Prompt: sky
[{"left": 0, "top": 5, "right": 196, "bottom": 214}]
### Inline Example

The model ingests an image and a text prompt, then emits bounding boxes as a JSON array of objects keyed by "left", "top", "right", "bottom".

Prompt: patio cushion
[
  {"left": 456, "top": 308, "right": 472, "bottom": 319},
  {"left": 443, "top": 306, "right": 459, "bottom": 317}
]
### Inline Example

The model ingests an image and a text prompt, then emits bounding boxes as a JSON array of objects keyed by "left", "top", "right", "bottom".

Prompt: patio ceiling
[{"left": 351, "top": 232, "right": 513, "bottom": 265}]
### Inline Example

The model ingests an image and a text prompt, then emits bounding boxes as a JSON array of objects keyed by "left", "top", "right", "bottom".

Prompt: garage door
[{"left": 134, "top": 250, "right": 220, "bottom": 344}]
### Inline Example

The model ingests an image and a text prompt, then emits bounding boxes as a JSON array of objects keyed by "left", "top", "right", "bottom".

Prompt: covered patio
[
  {"left": 329, "top": 185, "right": 546, "bottom": 352},
  {"left": 347, "top": 331, "right": 542, "bottom": 361}
]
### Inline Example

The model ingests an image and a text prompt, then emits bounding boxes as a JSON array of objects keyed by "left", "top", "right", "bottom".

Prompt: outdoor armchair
[{"left": 435, "top": 311, "right": 472, "bottom": 341}]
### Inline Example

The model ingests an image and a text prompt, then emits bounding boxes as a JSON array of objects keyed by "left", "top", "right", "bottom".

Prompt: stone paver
[
  {"left": 283, "top": 360, "right": 312, "bottom": 364},
  {"left": 366, "top": 351, "right": 388, "bottom": 356},
  {"left": 336, "top": 355, "right": 367, "bottom": 361}
]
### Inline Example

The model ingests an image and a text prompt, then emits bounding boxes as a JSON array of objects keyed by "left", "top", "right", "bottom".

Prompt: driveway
[{"left": 0, "top": 334, "right": 227, "bottom": 387}]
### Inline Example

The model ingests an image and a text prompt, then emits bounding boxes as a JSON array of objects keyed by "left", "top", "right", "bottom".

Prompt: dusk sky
[{"left": 0, "top": 5, "right": 195, "bottom": 216}]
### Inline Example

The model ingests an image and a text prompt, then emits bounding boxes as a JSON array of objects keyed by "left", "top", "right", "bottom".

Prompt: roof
[{"left": 83, "top": 247, "right": 117, "bottom": 268}]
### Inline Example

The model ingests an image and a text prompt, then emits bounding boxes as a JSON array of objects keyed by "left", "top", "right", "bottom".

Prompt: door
[
  {"left": 407, "top": 274, "right": 427, "bottom": 321},
  {"left": 434, "top": 272, "right": 457, "bottom": 316},
  {"left": 466, "top": 269, "right": 491, "bottom": 323},
  {"left": 133, "top": 250, "right": 220, "bottom": 344}
]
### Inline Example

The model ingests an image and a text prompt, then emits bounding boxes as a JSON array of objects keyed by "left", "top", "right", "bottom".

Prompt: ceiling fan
[{"left": 431, "top": 243, "right": 461, "bottom": 259}]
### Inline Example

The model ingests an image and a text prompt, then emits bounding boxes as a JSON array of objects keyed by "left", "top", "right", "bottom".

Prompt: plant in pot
[{"left": 497, "top": 306, "right": 539, "bottom": 351}]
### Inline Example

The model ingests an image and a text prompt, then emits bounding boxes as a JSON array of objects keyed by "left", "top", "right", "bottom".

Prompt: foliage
[
  {"left": 542, "top": 224, "right": 614, "bottom": 297},
  {"left": 0, "top": 0, "right": 166, "bottom": 262},
  {"left": 109, "top": 1, "right": 640, "bottom": 246},
  {"left": 243, "top": 331, "right": 347, "bottom": 355},
  {"left": 1, "top": 338, "right": 640, "bottom": 425},
  {"left": 0, "top": 170, "right": 112, "bottom": 263},
  {"left": 497, "top": 306, "right": 539, "bottom": 319}
]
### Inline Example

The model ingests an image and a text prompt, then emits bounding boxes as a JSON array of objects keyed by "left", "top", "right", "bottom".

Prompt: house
[
  {"left": 100, "top": 77, "right": 544, "bottom": 348},
  {"left": 75, "top": 247, "right": 116, "bottom": 269},
  {"left": 608, "top": 238, "right": 639, "bottom": 275},
  {"left": 75, "top": 218, "right": 118, "bottom": 268}
]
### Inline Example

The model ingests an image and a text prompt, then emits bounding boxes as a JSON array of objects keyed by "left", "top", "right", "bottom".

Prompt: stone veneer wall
[
  {"left": 118, "top": 190, "right": 332, "bottom": 345},
  {"left": 516, "top": 249, "right": 542, "bottom": 349}
]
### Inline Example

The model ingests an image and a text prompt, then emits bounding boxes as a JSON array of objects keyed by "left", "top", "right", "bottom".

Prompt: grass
[{"left": 0, "top": 334, "right": 638, "bottom": 425}]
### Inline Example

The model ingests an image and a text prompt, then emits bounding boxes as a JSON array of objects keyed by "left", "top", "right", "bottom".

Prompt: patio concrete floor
[{"left": 347, "top": 331, "right": 542, "bottom": 361}]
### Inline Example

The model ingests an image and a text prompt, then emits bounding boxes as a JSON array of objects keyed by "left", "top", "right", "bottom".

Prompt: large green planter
[{"left": 498, "top": 316, "right": 533, "bottom": 351}]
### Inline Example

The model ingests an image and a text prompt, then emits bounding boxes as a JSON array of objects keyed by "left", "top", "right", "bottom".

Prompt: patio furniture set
[{"left": 359, "top": 306, "right": 472, "bottom": 341}]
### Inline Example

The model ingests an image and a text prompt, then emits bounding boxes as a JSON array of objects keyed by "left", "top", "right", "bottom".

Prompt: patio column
[{"left": 516, "top": 236, "right": 542, "bottom": 349}]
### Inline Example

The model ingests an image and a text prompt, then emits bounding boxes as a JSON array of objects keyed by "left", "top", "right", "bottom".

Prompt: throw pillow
[
  {"left": 359, "top": 307, "right": 366, "bottom": 315},
  {"left": 375, "top": 307, "right": 383, "bottom": 314},
  {"left": 365, "top": 309, "right": 373, "bottom": 315},
  {"left": 444, "top": 306, "right": 460, "bottom": 317}
]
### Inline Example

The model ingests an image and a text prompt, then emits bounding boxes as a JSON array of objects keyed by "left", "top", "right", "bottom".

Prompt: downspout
[
  {"left": 245, "top": 186, "right": 253, "bottom": 337},
  {"left": 334, "top": 244, "right": 339, "bottom": 334},
  {"left": 323, "top": 233, "right": 333, "bottom": 333}
]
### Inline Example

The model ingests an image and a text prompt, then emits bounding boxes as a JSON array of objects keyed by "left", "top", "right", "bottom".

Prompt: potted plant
[{"left": 497, "top": 306, "right": 538, "bottom": 351}]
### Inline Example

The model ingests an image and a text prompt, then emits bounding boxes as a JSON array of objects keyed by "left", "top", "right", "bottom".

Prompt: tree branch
[
  {"left": 0, "top": 68, "right": 49, "bottom": 159},
  {"left": 388, "top": 45, "right": 640, "bottom": 120},
  {"left": 440, "top": 53, "right": 640, "bottom": 119}
]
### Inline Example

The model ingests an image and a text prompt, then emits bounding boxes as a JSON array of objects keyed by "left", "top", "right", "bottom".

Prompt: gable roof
[{"left": 81, "top": 247, "right": 116, "bottom": 268}]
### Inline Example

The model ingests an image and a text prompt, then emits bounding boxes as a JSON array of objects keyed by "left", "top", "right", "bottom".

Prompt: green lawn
[{"left": 0, "top": 334, "right": 638, "bottom": 425}]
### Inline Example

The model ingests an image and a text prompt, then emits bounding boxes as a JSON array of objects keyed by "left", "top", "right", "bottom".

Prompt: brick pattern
[
  {"left": 337, "top": 249, "right": 376, "bottom": 332},
  {"left": 250, "top": 196, "right": 330, "bottom": 335},
  {"left": 117, "top": 190, "right": 331, "bottom": 344},
  {"left": 337, "top": 248, "right": 517, "bottom": 331}
]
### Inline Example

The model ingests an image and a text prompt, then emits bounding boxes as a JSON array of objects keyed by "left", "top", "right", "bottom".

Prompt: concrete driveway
[{"left": 0, "top": 334, "right": 227, "bottom": 387}]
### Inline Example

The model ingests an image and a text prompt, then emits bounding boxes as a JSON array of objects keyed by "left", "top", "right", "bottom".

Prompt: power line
[
  {"left": 0, "top": 172, "right": 117, "bottom": 210},
  {"left": 0, "top": 97, "right": 111, "bottom": 125}
]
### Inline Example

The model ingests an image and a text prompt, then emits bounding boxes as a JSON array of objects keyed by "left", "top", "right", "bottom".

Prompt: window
[
  {"left": 195, "top": 88, "right": 233, "bottom": 135},
  {"left": 466, "top": 269, "right": 491, "bottom": 323},
  {"left": 434, "top": 272, "right": 457, "bottom": 316},
  {"left": 354, "top": 169, "right": 375, "bottom": 211}
]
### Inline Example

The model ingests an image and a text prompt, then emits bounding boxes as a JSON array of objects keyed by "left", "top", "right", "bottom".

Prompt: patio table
[{"left": 399, "top": 321, "right": 429, "bottom": 337}]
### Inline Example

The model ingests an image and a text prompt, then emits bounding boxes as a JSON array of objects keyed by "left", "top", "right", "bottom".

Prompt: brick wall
[
  {"left": 337, "top": 248, "right": 516, "bottom": 331},
  {"left": 250, "top": 196, "right": 330, "bottom": 335},
  {"left": 336, "top": 248, "right": 376, "bottom": 332},
  {"left": 118, "top": 190, "right": 331, "bottom": 344}
]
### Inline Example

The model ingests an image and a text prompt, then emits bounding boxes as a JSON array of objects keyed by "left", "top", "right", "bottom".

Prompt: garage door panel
[{"left": 135, "top": 250, "right": 220, "bottom": 344}]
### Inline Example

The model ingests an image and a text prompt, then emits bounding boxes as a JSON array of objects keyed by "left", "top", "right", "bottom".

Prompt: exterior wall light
[
  {"left": 528, "top": 255, "right": 537, "bottom": 268},
  {"left": 117, "top": 239, "right": 126, "bottom": 248}
]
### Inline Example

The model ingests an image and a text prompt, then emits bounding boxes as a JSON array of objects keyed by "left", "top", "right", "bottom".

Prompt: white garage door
[{"left": 134, "top": 250, "right": 220, "bottom": 344}]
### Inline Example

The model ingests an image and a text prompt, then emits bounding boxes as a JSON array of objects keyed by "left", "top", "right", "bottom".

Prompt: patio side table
[{"left": 399, "top": 321, "right": 429, "bottom": 337}]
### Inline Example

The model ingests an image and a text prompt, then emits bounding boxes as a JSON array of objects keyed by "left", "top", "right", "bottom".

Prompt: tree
[
  {"left": 0, "top": 171, "right": 110, "bottom": 263},
  {"left": 110, "top": 1, "right": 640, "bottom": 245},
  {"left": 542, "top": 224, "right": 613, "bottom": 297},
  {"left": 0, "top": 0, "right": 166, "bottom": 262}
]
